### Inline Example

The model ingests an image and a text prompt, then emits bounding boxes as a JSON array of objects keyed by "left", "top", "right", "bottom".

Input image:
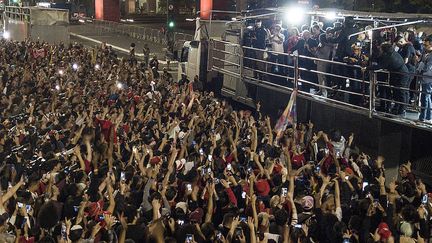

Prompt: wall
[
  {"left": 253, "top": 84, "right": 432, "bottom": 181},
  {"left": 95, "top": 0, "right": 120, "bottom": 21},
  {"left": 4, "top": 17, "right": 29, "bottom": 42},
  {"left": 30, "top": 25, "right": 70, "bottom": 44}
]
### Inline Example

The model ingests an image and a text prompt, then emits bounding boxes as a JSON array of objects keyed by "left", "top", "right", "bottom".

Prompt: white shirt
[
  {"left": 331, "top": 136, "right": 346, "bottom": 158},
  {"left": 271, "top": 33, "right": 285, "bottom": 53}
]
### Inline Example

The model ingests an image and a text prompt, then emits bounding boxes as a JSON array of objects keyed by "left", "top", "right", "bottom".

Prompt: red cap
[
  {"left": 378, "top": 222, "right": 391, "bottom": 239},
  {"left": 189, "top": 208, "right": 204, "bottom": 224},
  {"left": 150, "top": 156, "right": 161, "bottom": 165},
  {"left": 345, "top": 167, "right": 354, "bottom": 175},
  {"left": 88, "top": 200, "right": 104, "bottom": 217},
  {"left": 255, "top": 179, "right": 270, "bottom": 196}
]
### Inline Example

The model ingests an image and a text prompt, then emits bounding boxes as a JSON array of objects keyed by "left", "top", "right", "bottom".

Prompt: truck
[
  {"left": 178, "top": 16, "right": 255, "bottom": 106},
  {"left": 178, "top": 8, "right": 432, "bottom": 184}
]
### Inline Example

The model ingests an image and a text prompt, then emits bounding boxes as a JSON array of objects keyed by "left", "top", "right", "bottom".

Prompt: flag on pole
[
  {"left": 188, "top": 81, "right": 194, "bottom": 94},
  {"left": 275, "top": 90, "right": 297, "bottom": 134}
]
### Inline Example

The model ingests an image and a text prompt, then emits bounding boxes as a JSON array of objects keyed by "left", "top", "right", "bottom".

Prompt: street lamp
[
  {"left": 168, "top": 21, "right": 175, "bottom": 28},
  {"left": 167, "top": 0, "right": 175, "bottom": 30}
]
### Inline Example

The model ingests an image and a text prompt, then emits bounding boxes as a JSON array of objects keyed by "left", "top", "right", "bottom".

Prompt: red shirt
[
  {"left": 287, "top": 36, "right": 300, "bottom": 53},
  {"left": 95, "top": 118, "right": 117, "bottom": 143},
  {"left": 255, "top": 179, "right": 270, "bottom": 196},
  {"left": 84, "top": 159, "right": 91, "bottom": 174},
  {"left": 292, "top": 154, "right": 305, "bottom": 169}
]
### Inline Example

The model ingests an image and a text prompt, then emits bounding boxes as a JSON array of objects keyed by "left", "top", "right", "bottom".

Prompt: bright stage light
[
  {"left": 284, "top": 7, "right": 306, "bottom": 25},
  {"left": 3, "top": 31, "right": 10, "bottom": 39},
  {"left": 325, "top": 11, "right": 337, "bottom": 20}
]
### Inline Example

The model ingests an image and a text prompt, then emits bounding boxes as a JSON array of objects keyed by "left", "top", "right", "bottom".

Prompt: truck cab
[
  {"left": 177, "top": 17, "right": 254, "bottom": 105},
  {"left": 178, "top": 40, "right": 201, "bottom": 82}
]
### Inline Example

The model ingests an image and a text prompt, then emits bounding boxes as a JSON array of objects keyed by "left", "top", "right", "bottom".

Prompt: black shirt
[
  {"left": 293, "top": 38, "right": 319, "bottom": 57},
  {"left": 376, "top": 50, "right": 410, "bottom": 84},
  {"left": 398, "top": 43, "right": 417, "bottom": 69},
  {"left": 253, "top": 27, "right": 268, "bottom": 49},
  {"left": 378, "top": 50, "right": 408, "bottom": 73}
]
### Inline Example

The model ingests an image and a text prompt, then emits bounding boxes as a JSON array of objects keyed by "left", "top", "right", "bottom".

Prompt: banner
[{"left": 32, "top": 48, "right": 46, "bottom": 59}]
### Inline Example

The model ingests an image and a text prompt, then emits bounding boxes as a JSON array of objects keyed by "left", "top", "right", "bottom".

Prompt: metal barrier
[
  {"left": 413, "top": 157, "right": 432, "bottom": 185},
  {"left": 373, "top": 70, "right": 432, "bottom": 123},
  {"left": 210, "top": 39, "right": 432, "bottom": 130},
  {"left": 4, "top": 6, "right": 30, "bottom": 22},
  {"left": 91, "top": 19, "right": 194, "bottom": 50}
]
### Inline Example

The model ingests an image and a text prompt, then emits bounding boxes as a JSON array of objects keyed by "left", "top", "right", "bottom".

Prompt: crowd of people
[
  {"left": 243, "top": 17, "right": 432, "bottom": 121},
  {"left": 0, "top": 37, "right": 431, "bottom": 243}
]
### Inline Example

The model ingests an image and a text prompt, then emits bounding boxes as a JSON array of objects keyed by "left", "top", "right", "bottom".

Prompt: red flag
[{"left": 275, "top": 90, "right": 297, "bottom": 134}]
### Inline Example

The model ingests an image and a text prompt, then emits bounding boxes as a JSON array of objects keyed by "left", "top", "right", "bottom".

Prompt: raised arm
[
  {"left": 334, "top": 179, "right": 342, "bottom": 221},
  {"left": 265, "top": 116, "right": 274, "bottom": 145},
  {"left": 248, "top": 217, "right": 257, "bottom": 243},
  {"left": 204, "top": 183, "right": 215, "bottom": 223},
  {"left": 71, "top": 125, "right": 85, "bottom": 145},
  {"left": 73, "top": 146, "right": 87, "bottom": 171},
  {"left": 84, "top": 138, "right": 92, "bottom": 163},
  {"left": 1, "top": 177, "right": 24, "bottom": 204},
  {"left": 251, "top": 125, "right": 258, "bottom": 152},
  {"left": 106, "top": 183, "right": 116, "bottom": 214}
]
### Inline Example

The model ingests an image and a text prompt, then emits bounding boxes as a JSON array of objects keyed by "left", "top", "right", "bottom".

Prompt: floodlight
[
  {"left": 284, "top": 7, "right": 305, "bottom": 25},
  {"left": 325, "top": 12, "right": 337, "bottom": 20},
  {"left": 3, "top": 31, "right": 10, "bottom": 39}
]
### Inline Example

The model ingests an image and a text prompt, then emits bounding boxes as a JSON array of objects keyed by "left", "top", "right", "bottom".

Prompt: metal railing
[
  {"left": 91, "top": 19, "right": 194, "bottom": 50},
  {"left": 4, "top": 6, "right": 30, "bottom": 22},
  {"left": 210, "top": 39, "right": 432, "bottom": 130}
]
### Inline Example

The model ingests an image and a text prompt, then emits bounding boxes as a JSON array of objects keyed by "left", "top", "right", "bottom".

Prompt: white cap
[{"left": 71, "top": 225, "right": 83, "bottom": 231}]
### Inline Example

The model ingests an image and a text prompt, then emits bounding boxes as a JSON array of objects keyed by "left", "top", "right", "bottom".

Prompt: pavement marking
[
  {"left": 70, "top": 32, "right": 144, "bottom": 57},
  {"left": 70, "top": 32, "right": 179, "bottom": 65}
]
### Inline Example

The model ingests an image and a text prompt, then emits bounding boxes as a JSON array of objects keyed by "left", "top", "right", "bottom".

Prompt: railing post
[
  {"left": 239, "top": 45, "right": 244, "bottom": 80},
  {"left": 239, "top": 25, "right": 244, "bottom": 81},
  {"left": 294, "top": 54, "right": 299, "bottom": 89},
  {"left": 369, "top": 70, "right": 377, "bottom": 118}
]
